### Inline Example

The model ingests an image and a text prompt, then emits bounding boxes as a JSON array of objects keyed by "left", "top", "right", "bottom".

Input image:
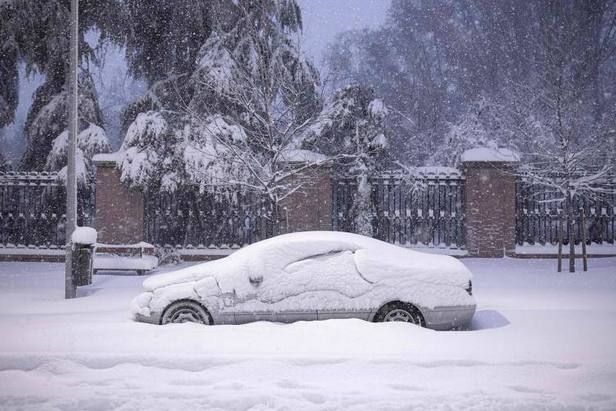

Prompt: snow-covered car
[{"left": 131, "top": 232, "right": 476, "bottom": 330}]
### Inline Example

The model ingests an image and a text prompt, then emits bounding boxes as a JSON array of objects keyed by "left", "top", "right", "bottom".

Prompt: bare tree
[{"left": 498, "top": 0, "right": 616, "bottom": 271}]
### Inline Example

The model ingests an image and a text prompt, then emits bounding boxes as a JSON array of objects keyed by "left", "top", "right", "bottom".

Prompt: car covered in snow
[{"left": 131, "top": 232, "right": 475, "bottom": 330}]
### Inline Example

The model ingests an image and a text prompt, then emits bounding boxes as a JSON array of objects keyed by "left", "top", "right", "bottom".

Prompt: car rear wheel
[
  {"left": 161, "top": 301, "right": 212, "bottom": 325},
  {"left": 374, "top": 302, "right": 424, "bottom": 326}
]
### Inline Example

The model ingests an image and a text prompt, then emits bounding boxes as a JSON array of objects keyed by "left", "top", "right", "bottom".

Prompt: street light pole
[{"left": 65, "top": 0, "right": 78, "bottom": 299}]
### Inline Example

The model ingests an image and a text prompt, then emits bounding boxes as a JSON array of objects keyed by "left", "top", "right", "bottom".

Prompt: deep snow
[{"left": 1, "top": 257, "right": 615, "bottom": 410}]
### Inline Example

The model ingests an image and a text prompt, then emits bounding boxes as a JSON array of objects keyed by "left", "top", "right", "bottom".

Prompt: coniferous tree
[
  {"left": 119, "top": 0, "right": 323, "bottom": 212},
  {"left": 0, "top": 0, "right": 122, "bottom": 173},
  {"left": 120, "top": 0, "right": 217, "bottom": 133}
]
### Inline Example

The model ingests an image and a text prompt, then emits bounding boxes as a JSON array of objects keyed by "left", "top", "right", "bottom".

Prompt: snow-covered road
[{"left": 1, "top": 258, "right": 615, "bottom": 410}]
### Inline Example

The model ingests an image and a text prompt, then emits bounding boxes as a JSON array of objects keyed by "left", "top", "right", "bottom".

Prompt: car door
[
  {"left": 278, "top": 249, "right": 373, "bottom": 322},
  {"left": 233, "top": 269, "right": 319, "bottom": 324}
]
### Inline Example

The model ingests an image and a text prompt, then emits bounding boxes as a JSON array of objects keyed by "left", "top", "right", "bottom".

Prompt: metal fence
[
  {"left": 145, "top": 189, "right": 279, "bottom": 249},
  {"left": 516, "top": 179, "right": 616, "bottom": 245},
  {"left": 0, "top": 172, "right": 94, "bottom": 248},
  {"left": 332, "top": 169, "right": 466, "bottom": 248}
]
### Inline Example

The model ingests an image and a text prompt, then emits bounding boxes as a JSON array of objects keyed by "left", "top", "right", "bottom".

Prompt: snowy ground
[{"left": 0, "top": 258, "right": 615, "bottom": 411}]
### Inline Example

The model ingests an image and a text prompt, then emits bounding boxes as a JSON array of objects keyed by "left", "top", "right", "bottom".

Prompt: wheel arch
[
  {"left": 159, "top": 299, "right": 214, "bottom": 325},
  {"left": 371, "top": 300, "right": 426, "bottom": 326}
]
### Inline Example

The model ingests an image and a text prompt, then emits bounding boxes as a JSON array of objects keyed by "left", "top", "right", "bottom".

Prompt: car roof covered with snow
[{"left": 142, "top": 231, "right": 472, "bottom": 293}]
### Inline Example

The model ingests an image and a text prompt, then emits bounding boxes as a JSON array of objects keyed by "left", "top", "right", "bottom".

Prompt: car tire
[
  {"left": 160, "top": 300, "right": 212, "bottom": 325},
  {"left": 373, "top": 301, "right": 425, "bottom": 326}
]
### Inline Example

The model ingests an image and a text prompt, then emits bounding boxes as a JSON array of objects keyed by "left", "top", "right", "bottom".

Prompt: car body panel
[{"left": 421, "top": 305, "right": 477, "bottom": 331}]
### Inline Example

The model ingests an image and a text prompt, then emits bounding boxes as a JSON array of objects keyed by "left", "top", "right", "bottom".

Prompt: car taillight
[{"left": 466, "top": 280, "right": 473, "bottom": 296}]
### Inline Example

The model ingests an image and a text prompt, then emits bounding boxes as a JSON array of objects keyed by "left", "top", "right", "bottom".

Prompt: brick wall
[
  {"left": 280, "top": 166, "right": 332, "bottom": 233},
  {"left": 464, "top": 162, "right": 517, "bottom": 257},
  {"left": 92, "top": 155, "right": 520, "bottom": 257},
  {"left": 94, "top": 161, "right": 145, "bottom": 244}
]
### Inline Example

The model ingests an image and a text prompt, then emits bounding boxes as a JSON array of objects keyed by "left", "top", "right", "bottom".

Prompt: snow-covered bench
[{"left": 93, "top": 242, "right": 158, "bottom": 276}]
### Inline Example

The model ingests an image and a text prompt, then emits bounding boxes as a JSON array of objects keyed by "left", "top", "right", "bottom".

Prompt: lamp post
[{"left": 65, "top": 0, "right": 78, "bottom": 299}]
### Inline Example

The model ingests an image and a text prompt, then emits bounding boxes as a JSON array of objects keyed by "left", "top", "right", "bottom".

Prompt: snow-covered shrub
[{"left": 155, "top": 245, "right": 183, "bottom": 266}]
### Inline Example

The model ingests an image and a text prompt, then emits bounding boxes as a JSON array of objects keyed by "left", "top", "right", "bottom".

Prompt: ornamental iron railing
[
  {"left": 0, "top": 172, "right": 94, "bottom": 248},
  {"left": 515, "top": 179, "right": 616, "bottom": 245},
  {"left": 332, "top": 169, "right": 465, "bottom": 248},
  {"left": 145, "top": 189, "right": 279, "bottom": 249}
]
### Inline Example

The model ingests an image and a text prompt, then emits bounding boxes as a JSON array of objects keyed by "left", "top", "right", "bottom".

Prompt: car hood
[{"left": 142, "top": 258, "right": 231, "bottom": 292}]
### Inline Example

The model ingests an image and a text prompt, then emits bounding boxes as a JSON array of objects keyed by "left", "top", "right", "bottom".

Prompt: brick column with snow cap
[
  {"left": 462, "top": 148, "right": 519, "bottom": 258},
  {"left": 92, "top": 153, "right": 145, "bottom": 244},
  {"left": 278, "top": 150, "right": 332, "bottom": 234}
]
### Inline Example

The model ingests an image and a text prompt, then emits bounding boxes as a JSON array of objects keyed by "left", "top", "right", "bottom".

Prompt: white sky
[{"left": 297, "top": 0, "right": 392, "bottom": 65}]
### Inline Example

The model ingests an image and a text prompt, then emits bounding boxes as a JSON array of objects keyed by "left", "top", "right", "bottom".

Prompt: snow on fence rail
[
  {"left": 145, "top": 190, "right": 278, "bottom": 249},
  {"left": 0, "top": 172, "right": 94, "bottom": 248},
  {"left": 332, "top": 169, "right": 466, "bottom": 249},
  {"left": 515, "top": 179, "right": 616, "bottom": 246}
]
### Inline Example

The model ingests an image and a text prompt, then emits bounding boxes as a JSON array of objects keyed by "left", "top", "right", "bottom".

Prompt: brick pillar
[
  {"left": 463, "top": 150, "right": 518, "bottom": 257},
  {"left": 280, "top": 165, "right": 332, "bottom": 233},
  {"left": 93, "top": 154, "right": 145, "bottom": 244}
]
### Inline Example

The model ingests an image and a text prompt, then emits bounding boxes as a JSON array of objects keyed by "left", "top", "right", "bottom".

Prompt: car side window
[{"left": 284, "top": 250, "right": 354, "bottom": 274}]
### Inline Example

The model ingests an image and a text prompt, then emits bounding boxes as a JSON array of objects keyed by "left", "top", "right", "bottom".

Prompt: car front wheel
[
  {"left": 374, "top": 301, "right": 424, "bottom": 326},
  {"left": 161, "top": 300, "right": 212, "bottom": 325}
]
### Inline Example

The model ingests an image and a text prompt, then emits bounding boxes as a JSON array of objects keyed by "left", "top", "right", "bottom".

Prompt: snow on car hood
[{"left": 142, "top": 232, "right": 472, "bottom": 294}]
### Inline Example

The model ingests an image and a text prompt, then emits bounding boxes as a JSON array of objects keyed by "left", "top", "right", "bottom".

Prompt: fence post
[
  {"left": 558, "top": 210, "right": 564, "bottom": 272},
  {"left": 92, "top": 154, "right": 146, "bottom": 244},
  {"left": 462, "top": 148, "right": 519, "bottom": 258}
]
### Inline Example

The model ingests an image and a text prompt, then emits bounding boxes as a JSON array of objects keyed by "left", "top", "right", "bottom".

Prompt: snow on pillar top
[
  {"left": 92, "top": 152, "right": 120, "bottom": 167},
  {"left": 461, "top": 147, "right": 520, "bottom": 163},
  {"left": 278, "top": 149, "right": 327, "bottom": 164},
  {"left": 71, "top": 227, "right": 98, "bottom": 245}
]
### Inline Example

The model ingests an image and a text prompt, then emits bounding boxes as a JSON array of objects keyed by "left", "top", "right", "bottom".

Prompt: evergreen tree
[
  {"left": 0, "top": 4, "right": 18, "bottom": 130},
  {"left": 0, "top": 147, "right": 8, "bottom": 172},
  {"left": 0, "top": 0, "right": 122, "bottom": 172},
  {"left": 120, "top": 0, "right": 217, "bottom": 133},
  {"left": 119, "top": 0, "right": 323, "bottom": 211}
]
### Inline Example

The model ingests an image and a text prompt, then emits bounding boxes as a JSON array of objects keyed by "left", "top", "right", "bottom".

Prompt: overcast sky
[{"left": 298, "top": 0, "right": 392, "bottom": 64}]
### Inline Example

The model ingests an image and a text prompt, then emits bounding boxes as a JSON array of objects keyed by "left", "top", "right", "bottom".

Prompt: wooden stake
[
  {"left": 580, "top": 208, "right": 588, "bottom": 272},
  {"left": 557, "top": 210, "right": 563, "bottom": 273}
]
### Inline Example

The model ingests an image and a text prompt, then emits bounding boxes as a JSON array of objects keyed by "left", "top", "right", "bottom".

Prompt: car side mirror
[{"left": 249, "top": 276, "right": 263, "bottom": 286}]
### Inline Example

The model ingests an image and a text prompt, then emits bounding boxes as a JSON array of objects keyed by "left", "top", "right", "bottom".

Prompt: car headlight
[{"left": 465, "top": 280, "right": 473, "bottom": 296}]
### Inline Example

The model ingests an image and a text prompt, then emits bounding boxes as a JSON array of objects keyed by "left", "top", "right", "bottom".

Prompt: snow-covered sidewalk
[{"left": 1, "top": 258, "right": 615, "bottom": 410}]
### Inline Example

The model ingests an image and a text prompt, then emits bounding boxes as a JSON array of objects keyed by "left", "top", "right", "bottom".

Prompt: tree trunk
[
  {"left": 354, "top": 174, "right": 373, "bottom": 237},
  {"left": 566, "top": 187, "right": 575, "bottom": 273}
]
